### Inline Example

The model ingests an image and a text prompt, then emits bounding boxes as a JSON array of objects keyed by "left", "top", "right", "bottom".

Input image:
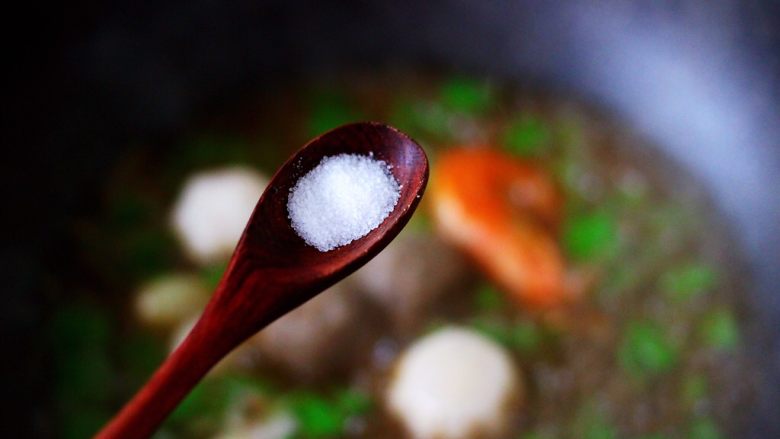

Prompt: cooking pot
[{"left": 9, "top": 1, "right": 779, "bottom": 437}]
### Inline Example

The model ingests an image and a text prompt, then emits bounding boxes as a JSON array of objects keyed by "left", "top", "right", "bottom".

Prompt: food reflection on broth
[{"left": 59, "top": 75, "right": 755, "bottom": 439}]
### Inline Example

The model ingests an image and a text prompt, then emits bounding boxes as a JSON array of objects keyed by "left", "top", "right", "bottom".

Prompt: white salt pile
[{"left": 288, "top": 153, "right": 401, "bottom": 252}]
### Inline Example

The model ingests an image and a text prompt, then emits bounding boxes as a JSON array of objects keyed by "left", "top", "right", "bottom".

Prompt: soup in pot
[{"left": 54, "top": 74, "right": 756, "bottom": 439}]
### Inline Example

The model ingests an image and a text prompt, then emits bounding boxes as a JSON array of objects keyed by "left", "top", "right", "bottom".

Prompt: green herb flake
[
  {"left": 575, "top": 406, "right": 618, "bottom": 439},
  {"left": 168, "top": 380, "right": 209, "bottom": 423},
  {"left": 701, "top": 309, "right": 740, "bottom": 350},
  {"left": 168, "top": 378, "right": 228, "bottom": 425},
  {"left": 619, "top": 321, "right": 678, "bottom": 378},
  {"left": 335, "top": 388, "right": 373, "bottom": 417},
  {"left": 470, "top": 317, "right": 541, "bottom": 353},
  {"left": 510, "top": 320, "right": 542, "bottom": 353},
  {"left": 474, "top": 284, "right": 506, "bottom": 312},
  {"left": 689, "top": 418, "right": 725, "bottom": 439},
  {"left": 563, "top": 211, "right": 618, "bottom": 261},
  {"left": 471, "top": 318, "right": 513, "bottom": 347},
  {"left": 390, "top": 99, "right": 451, "bottom": 140},
  {"left": 661, "top": 263, "right": 717, "bottom": 301},
  {"left": 167, "top": 374, "right": 272, "bottom": 432},
  {"left": 201, "top": 261, "right": 228, "bottom": 290},
  {"left": 289, "top": 392, "right": 344, "bottom": 438},
  {"left": 222, "top": 375, "right": 276, "bottom": 401},
  {"left": 585, "top": 419, "right": 618, "bottom": 439},
  {"left": 439, "top": 77, "right": 494, "bottom": 114},
  {"left": 503, "top": 116, "right": 552, "bottom": 156},
  {"left": 307, "top": 91, "right": 363, "bottom": 136}
]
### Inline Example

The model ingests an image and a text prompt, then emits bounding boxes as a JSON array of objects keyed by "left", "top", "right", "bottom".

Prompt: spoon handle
[
  {"left": 96, "top": 237, "right": 315, "bottom": 438},
  {"left": 94, "top": 314, "right": 235, "bottom": 439},
  {"left": 95, "top": 251, "right": 314, "bottom": 439}
]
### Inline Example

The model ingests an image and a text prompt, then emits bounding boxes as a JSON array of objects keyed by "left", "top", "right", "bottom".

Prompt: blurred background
[{"left": 5, "top": 1, "right": 780, "bottom": 438}]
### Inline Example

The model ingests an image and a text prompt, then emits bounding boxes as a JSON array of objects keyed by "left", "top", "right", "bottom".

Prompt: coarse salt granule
[{"left": 287, "top": 153, "right": 401, "bottom": 252}]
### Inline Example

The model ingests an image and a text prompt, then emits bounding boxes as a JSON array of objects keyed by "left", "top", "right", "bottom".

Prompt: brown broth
[{"left": 72, "top": 73, "right": 756, "bottom": 439}]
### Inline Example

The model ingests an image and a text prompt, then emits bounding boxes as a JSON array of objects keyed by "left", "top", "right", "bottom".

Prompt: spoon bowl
[
  {"left": 248, "top": 121, "right": 430, "bottom": 284},
  {"left": 97, "top": 122, "right": 428, "bottom": 439}
]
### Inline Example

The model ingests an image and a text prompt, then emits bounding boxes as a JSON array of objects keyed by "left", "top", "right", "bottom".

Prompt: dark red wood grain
[{"left": 95, "top": 122, "right": 429, "bottom": 439}]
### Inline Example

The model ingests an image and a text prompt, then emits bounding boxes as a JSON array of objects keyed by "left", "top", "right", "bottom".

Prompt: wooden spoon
[{"left": 96, "top": 122, "right": 429, "bottom": 439}]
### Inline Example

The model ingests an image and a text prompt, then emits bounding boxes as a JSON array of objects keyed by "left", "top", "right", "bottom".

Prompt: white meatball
[
  {"left": 352, "top": 230, "right": 472, "bottom": 331},
  {"left": 171, "top": 167, "right": 268, "bottom": 264},
  {"left": 387, "top": 326, "right": 520, "bottom": 439},
  {"left": 135, "top": 274, "right": 210, "bottom": 327},
  {"left": 248, "top": 284, "right": 360, "bottom": 380}
]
